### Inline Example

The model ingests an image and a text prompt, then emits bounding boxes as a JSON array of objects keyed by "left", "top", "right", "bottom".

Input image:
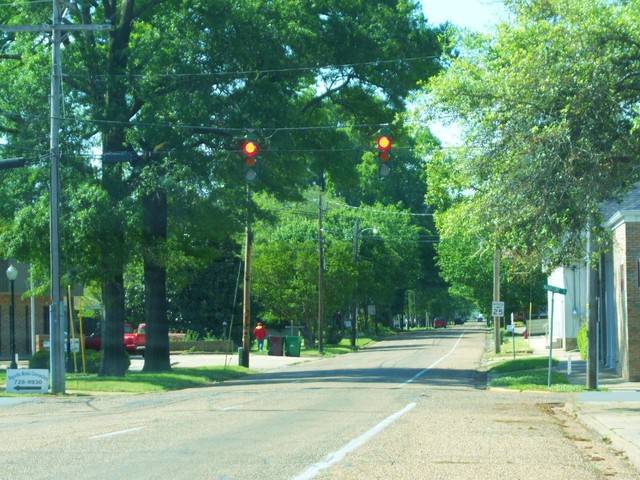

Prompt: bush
[
  {"left": 577, "top": 322, "right": 587, "bottom": 360},
  {"left": 82, "top": 350, "right": 103, "bottom": 373},
  {"left": 28, "top": 349, "right": 130, "bottom": 373},
  {"left": 29, "top": 350, "right": 50, "bottom": 369},
  {"left": 182, "top": 330, "right": 200, "bottom": 342}
]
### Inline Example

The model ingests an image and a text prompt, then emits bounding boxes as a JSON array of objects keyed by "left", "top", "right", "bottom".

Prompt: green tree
[
  {"left": 0, "top": 0, "right": 446, "bottom": 374},
  {"left": 420, "top": 0, "right": 640, "bottom": 271},
  {"left": 251, "top": 192, "right": 426, "bottom": 345}
]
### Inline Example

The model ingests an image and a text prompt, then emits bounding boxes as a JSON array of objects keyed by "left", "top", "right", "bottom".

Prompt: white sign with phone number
[{"left": 6, "top": 369, "right": 49, "bottom": 394}]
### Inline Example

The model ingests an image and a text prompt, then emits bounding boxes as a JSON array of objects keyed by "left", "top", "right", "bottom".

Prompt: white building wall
[{"left": 548, "top": 264, "right": 587, "bottom": 350}]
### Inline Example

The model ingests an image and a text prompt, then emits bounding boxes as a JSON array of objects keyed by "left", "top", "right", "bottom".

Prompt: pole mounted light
[
  {"left": 352, "top": 220, "right": 379, "bottom": 348},
  {"left": 6, "top": 264, "right": 18, "bottom": 369}
]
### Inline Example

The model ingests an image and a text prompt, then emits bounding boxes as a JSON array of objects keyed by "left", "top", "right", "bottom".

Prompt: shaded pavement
[{"left": 528, "top": 336, "right": 640, "bottom": 472}]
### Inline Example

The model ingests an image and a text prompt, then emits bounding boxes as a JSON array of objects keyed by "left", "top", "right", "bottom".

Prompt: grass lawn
[
  {"left": 487, "top": 356, "right": 585, "bottom": 392},
  {"left": 1, "top": 366, "right": 252, "bottom": 395},
  {"left": 1, "top": 337, "right": 376, "bottom": 395}
]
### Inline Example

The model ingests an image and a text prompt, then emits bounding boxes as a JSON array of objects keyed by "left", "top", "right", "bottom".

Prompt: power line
[
  {"left": 0, "top": 0, "right": 49, "bottom": 5},
  {"left": 61, "top": 55, "right": 440, "bottom": 80},
  {"left": 1, "top": 54, "right": 440, "bottom": 91},
  {"left": 324, "top": 200, "right": 434, "bottom": 217},
  {"left": 0, "top": 109, "right": 391, "bottom": 135}
]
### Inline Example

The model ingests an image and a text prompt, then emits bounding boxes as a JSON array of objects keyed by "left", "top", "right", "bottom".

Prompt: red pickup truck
[{"left": 84, "top": 323, "right": 146, "bottom": 356}]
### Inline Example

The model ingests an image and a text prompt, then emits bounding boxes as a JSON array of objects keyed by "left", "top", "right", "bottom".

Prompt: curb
[{"left": 565, "top": 402, "right": 640, "bottom": 473}]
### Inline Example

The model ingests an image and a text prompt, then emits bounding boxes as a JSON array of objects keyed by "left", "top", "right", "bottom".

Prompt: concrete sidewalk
[
  {"left": 528, "top": 336, "right": 640, "bottom": 473},
  {"left": 0, "top": 351, "right": 319, "bottom": 373},
  {"left": 130, "top": 351, "right": 318, "bottom": 372}
]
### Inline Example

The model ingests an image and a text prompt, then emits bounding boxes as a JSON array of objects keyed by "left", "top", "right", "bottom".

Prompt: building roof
[{"left": 602, "top": 184, "right": 640, "bottom": 225}]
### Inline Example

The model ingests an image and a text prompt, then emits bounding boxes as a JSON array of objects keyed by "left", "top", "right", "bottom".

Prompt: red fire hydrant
[{"left": 523, "top": 328, "right": 528, "bottom": 340}]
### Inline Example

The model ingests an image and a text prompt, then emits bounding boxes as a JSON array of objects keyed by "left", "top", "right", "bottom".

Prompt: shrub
[
  {"left": 82, "top": 350, "right": 102, "bottom": 373},
  {"left": 29, "top": 350, "right": 50, "bottom": 369},
  {"left": 182, "top": 330, "right": 201, "bottom": 341},
  {"left": 577, "top": 322, "right": 587, "bottom": 360},
  {"left": 28, "top": 349, "right": 130, "bottom": 373}
]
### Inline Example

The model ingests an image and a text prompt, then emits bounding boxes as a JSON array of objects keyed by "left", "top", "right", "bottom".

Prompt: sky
[
  {"left": 421, "top": 0, "right": 506, "bottom": 31},
  {"left": 419, "top": 1, "right": 507, "bottom": 145}
]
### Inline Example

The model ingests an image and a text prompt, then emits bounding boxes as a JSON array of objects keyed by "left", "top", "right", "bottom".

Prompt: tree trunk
[
  {"left": 142, "top": 188, "right": 171, "bottom": 372},
  {"left": 100, "top": 275, "right": 127, "bottom": 376}
]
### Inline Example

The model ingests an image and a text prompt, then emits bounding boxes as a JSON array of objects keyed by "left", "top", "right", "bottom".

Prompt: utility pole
[
  {"left": 1, "top": 3, "right": 112, "bottom": 393},
  {"left": 586, "top": 225, "right": 598, "bottom": 390},
  {"left": 317, "top": 193, "right": 324, "bottom": 354},
  {"left": 352, "top": 217, "right": 360, "bottom": 348},
  {"left": 493, "top": 249, "right": 501, "bottom": 354},
  {"left": 241, "top": 184, "right": 252, "bottom": 368}
]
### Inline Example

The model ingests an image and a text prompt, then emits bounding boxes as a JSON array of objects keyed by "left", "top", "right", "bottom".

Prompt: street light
[
  {"left": 6, "top": 264, "right": 18, "bottom": 369},
  {"left": 352, "top": 218, "right": 378, "bottom": 348}
]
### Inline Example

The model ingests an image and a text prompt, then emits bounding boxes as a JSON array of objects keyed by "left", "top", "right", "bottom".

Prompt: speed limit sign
[{"left": 492, "top": 301, "right": 505, "bottom": 317}]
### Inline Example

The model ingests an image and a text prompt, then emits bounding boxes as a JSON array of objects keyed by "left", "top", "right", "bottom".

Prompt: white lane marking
[
  {"left": 293, "top": 402, "right": 417, "bottom": 480},
  {"left": 400, "top": 331, "right": 466, "bottom": 387},
  {"left": 90, "top": 427, "right": 144, "bottom": 439},
  {"left": 222, "top": 405, "right": 244, "bottom": 411}
]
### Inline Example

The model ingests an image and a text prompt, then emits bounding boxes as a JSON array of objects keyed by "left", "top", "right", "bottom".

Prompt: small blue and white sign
[{"left": 6, "top": 369, "right": 49, "bottom": 394}]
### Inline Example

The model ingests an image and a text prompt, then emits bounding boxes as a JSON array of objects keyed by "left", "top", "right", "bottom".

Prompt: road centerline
[
  {"left": 292, "top": 402, "right": 417, "bottom": 480},
  {"left": 89, "top": 427, "right": 145, "bottom": 439},
  {"left": 400, "top": 331, "right": 466, "bottom": 387}
]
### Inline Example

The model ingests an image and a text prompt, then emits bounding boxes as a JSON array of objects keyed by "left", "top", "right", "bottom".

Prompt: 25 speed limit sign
[{"left": 492, "top": 301, "right": 505, "bottom": 317}]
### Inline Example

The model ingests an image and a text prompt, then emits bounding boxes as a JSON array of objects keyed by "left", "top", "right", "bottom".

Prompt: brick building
[
  {"left": 0, "top": 260, "right": 50, "bottom": 360},
  {"left": 605, "top": 204, "right": 640, "bottom": 381},
  {"left": 549, "top": 187, "right": 640, "bottom": 381}
]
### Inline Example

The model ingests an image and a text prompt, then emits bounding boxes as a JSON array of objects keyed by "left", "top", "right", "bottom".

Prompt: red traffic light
[
  {"left": 242, "top": 140, "right": 259, "bottom": 157},
  {"left": 377, "top": 135, "right": 391, "bottom": 152}
]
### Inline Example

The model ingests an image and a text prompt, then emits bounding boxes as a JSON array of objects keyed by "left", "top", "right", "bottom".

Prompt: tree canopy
[
  {"left": 0, "top": 0, "right": 447, "bottom": 374},
  {"left": 419, "top": 0, "right": 640, "bottom": 271}
]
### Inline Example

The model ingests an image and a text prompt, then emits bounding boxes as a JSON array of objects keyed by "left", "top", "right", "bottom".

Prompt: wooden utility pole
[
  {"left": 1, "top": 2, "right": 112, "bottom": 394},
  {"left": 352, "top": 218, "right": 360, "bottom": 348},
  {"left": 317, "top": 193, "right": 324, "bottom": 353},
  {"left": 586, "top": 226, "right": 599, "bottom": 390},
  {"left": 241, "top": 184, "right": 253, "bottom": 368},
  {"left": 493, "top": 249, "right": 501, "bottom": 354}
]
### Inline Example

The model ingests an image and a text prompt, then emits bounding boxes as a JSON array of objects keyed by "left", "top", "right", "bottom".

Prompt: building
[
  {"left": 0, "top": 260, "right": 51, "bottom": 360},
  {"left": 548, "top": 186, "right": 640, "bottom": 381}
]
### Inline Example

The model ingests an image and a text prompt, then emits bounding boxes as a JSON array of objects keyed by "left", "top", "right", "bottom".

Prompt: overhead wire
[
  {"left": 60, "top": 55, "right": 440, "bottom": 80},
  {"left": 0, "top": 108, "right": 393, "bottom": 136},
  {"left": 324, "top": 200, "right": 434, "bottom": 216}
]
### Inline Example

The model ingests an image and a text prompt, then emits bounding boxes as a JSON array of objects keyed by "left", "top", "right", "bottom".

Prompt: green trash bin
[
  {"left": 268, "top": 336, "right": 283, "bottom": 356},
  {"left": 284, "top": 336, "right": 302, "bottom": 357}
]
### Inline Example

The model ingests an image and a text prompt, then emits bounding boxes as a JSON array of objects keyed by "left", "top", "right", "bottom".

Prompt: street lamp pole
[
  {"left": 6, "top": 264, "right": 18, "bottom": 369},
  {"left": 352, "top": 219, "right": 377, "bottom": 349}
]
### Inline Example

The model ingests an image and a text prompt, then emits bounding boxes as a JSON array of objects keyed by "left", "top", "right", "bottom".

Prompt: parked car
[
  {"left": 453, "top": 317, "right": 465, "bottom": 325},
  {"left": 433, "top": 317, "right": 447, "bottom": 328}
]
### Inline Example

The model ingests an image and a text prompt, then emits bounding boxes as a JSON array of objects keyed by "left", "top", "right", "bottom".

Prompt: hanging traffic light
[
  {"left": 242, "top": 133, "right": 259, "bottom": 181},
  {"left": 377, "top": 128, "right": 392, "bottom": 177},
  {"left": 0, "top": 157, "right": 26, "bottom": 169}
]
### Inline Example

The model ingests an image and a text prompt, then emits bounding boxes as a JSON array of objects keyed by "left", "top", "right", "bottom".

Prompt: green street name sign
[{"left": 544, "top": 284, "right": 567, "bottom": 295}]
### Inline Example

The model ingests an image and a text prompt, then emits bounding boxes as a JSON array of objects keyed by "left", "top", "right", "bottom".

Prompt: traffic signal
[
  {"left": 242, "top": 133, "right": 259, "bottom": 181},
  {"left": 0, "top": 157, "right": 26, "bottom": 169},
  {"left": 377, "top": 128, "right": 392, "bottom": 177}
]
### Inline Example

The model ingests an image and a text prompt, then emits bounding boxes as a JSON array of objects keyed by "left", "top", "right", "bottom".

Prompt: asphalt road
[{"left": 1, "top": 325, "right": 638, "bottom": 479}]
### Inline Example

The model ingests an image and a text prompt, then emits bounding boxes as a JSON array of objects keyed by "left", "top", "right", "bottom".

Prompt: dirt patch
[{"left": 540, "top": 403, "right": 639, "bottom": 479}]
